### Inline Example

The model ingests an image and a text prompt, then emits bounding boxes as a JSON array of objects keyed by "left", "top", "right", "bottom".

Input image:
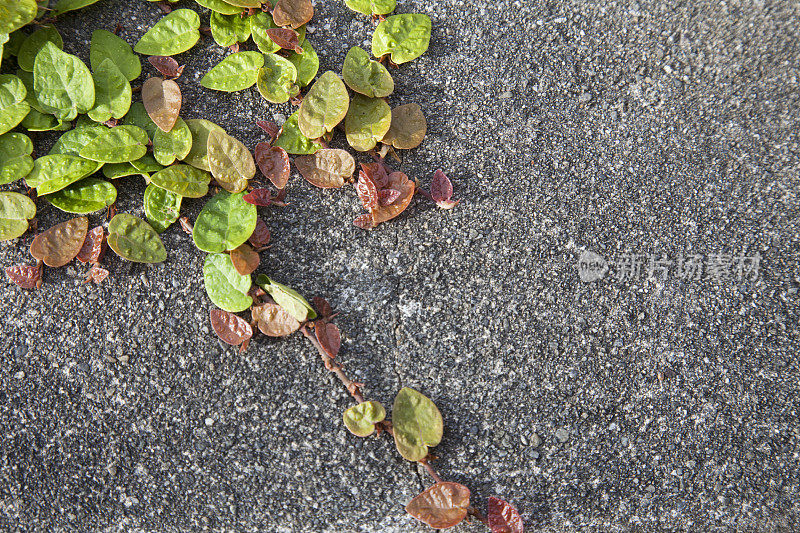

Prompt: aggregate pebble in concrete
[{"left": 1, "top": 0, "right": 799, "bottom": 531}]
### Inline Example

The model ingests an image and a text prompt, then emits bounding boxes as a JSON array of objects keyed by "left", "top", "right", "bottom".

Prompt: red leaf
[
  {"left": 314, "top": 320, "right": 341, "bottom": 358},
  {"left": 210, "top": 309, "right": 253, "bottom": 346},
  {"left": 406, "top": 482, "right": 471, "bottom": 529},
  {"left": 5, "top": 263, "right": 42, "bottom": 289},
  {"left": 155, "top": 1, "right": 172, "bottom": 14},
  {"left": 370, "top": 171, "right": 415, "bottom": 225},
  {"left": 378, "top": 188, "right": 401, "bottom": 206},
  {"left": 148, "top": 56, "right": 184, "bottom": 78},
  {"left": 85, "top": 265, "right": 110, "bottom": 285},
  {"left": 361, "top": 162, "right": 389, "bottom": 189},
  {"left": 243, "top": 188, "right": 273, "bottom": 207},
  {"left": 230, "top": 243, "right": 260, "bottom": 275},
  {"left": 228, "top": 42, "right": 240, "bottom": 53},
  {"left": 264, "top": 28, "right": 303, "bottom": 53},
  {"left": 487, "top": 497, "right": 524, "bottom": 533},
  {"left": 353, "top": 214, "right": 375, "bottom": 229},
  {"left": 312, "top": 296, "right": 333, "bottom": 319},
  {"left": 76, "top": 226, "right": 106, "bottom": 264},
  {"left": 255, "top": 143, "right": 290, "bottom": 189},
  {"left": 430, "top": 169, "right": 459, "bottom": 209},
  {"left": 355, "top": 171, "right": 378, "bottom": 210},
  {"left": 248, "top": 218, "right": 271, "bottom": 249},
  {"left": 256, "top": 120, "right": 280, "bottom": 143}
]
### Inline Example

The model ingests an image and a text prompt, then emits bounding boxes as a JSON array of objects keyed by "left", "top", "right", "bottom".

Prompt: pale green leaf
[
  {"left": 90, "top": 29, "right": 141, "bottom": 82},
  {"left": 272, "top": 110, "right": 320, "bottom": 155},
  {"left": 17, "top": 25, "right": 62, "bottom": 72},
  {"left": 345, "top": 94, "right": 391, "bottom": 151},
  {"left": 193, "top": 190, "right": 257, "bottom": 253},
  {"left": 149, "top": 164, "right": 210, "bottom": 198},
  {"left": 254, "top": 274, "right": 317, "bottom": 322},
  {"left": 392, "top": 387, "right": 443, "bottom": 462},
  {"left": 134, "top": 9, "right": 200, "bottom": 56},
  {"left": 250, "top": 12, "right": 280, "bottom": 53},
  {"left": 53, "top": 0, "right": 101, "bottom": 16},
  {"left": 49, "top": 123, "right": 107, "bottom": 156},
  {"left": 78, "top": 125, "right": 148, "bottom": 163},
  {"left": 0, "top": 132, "right": 33, "bottom": 185},
  {"left": 287, "top": 38, "right": 318, "bottom": 88},
  {"left": 256, "top": 53, "right": 299, "bottom": 104},
  {"left": 207, "top": 130, "right": 255, "bottom": 193},
  {"left": 343, "top": 401, "right": 386, "bottom": 437},
  {"left": 0, "top": 74, "right": 29, "bottom": 135},
  {"left": 0, "top": 191, "right": 35, "bottom": 241},
  {"left": 194, "top": 0, "right": 244, "bottom": 15},
  {"left": 342, "top": 46, "right": 393, "bottom": 98},
  {"left": 344, "top": 0, "right": 395, "bottom": 15},
  {"left": 210, "top": 11, "right": 251, "bottom": 47},
  {"left": 372, "top": 14, "right": 431, "bottom": 64},
  {"left": 107, "top": 213, "right": 167, "bottom": 263},
  {"left": 201, "top": 51, "right": 263, "bottom": 92},
  {"left": 184, "top": 118, "right": 226, "bottom": 171},
  {"left": 143, "top": 183, "right": 182, "bottom": 233},
  {"left": 88, "top": 58, "right": 132, "bottom": 123},
  {"left": 153, "top": 116, "right": 192, "bottom": 166},
  {"left": 25, "top": 154, "right": 99, "bottom": 195},
  {"left": 130, "top": 153, "right": 164, "bottom": 174},
  {"left": 0, "top": 0, "right": 37, "bottom": 35},
  {"left": 43, "top": 177, "right": 117, "bottom": 214},
  {"left": 19, "top": 108, "right": 67, "bottom": 131},
  {"left": 297, "top": 71, "right": 349, "bottom": 139},
  {"left": 203, "top": 253, "right": 253, "bottom": 313},
  {"left": 33, "top": 42, "right": 94, "bottom": 121}
]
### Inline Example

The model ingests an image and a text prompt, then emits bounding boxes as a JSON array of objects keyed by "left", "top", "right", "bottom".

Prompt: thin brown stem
[
  {"left": 468, "top": 506, "right": 490, "bottom": 526},
  {"left": 301, "top": 324, "right": 366, "bottom": 403},
  {"left": 419, "top": 458, "right": 443, "bottom": 484}
]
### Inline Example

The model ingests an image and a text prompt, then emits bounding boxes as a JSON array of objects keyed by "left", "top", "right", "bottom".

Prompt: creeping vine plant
[{"left": 0, "top": 0, "right": 520, "bottom": 530}]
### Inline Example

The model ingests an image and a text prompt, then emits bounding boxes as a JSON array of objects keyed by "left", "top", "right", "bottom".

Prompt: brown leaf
[
  {"left": 252, "top": 303, "right": 300, "bottom": 337},
  {"left": 312, "top": 296, "right": 333, "bottom": 319},
  {"left": 378, "top": 188, "right": 401, "bottom": 206},
  {"left": 243, "top": 188, "right": 273, "bottom": 207},
  {"left": 355, "top": 171, "right": 378, "bottom": 209},
  {"left": 430, "top": 169, "right": 458, "bottom": 209},
  {"left": 271, "top": 0, "right": 313, "bottom": 29},
  {"left": 85, "top": 265, "right": 110, "bottom": 285},
  {"left": 256, "top": 120, "right": 280, "bottom": 143},
  {"left": 361, "top": 162, "right": 389, "bottom": 188},
  {"left": 371, "top": 171, "right": 415, "bottom": 225},
  {"left": 314, "top": 320, "right": 341, "bottom": 358},
  {"left": 30, "top": 217, "right": 89, "bottom": 268},
  {"left": 230, "top": 243, "right": 260, "bottom": 275},
  {"left": 142, "top": 77, "right": 182, "bottom": 132},
  {"left": 255, "top": 143, "right": 290, "bottom": 189},
  {"left": 76, "top": 226, "right": 106, "bottom": 264},
  {"left": 248, "top": 218, "right": 271, "bottom": 249},
  {"left": 406, "top": 482, "right": 471, "bottom": 529},
  {"left": 382, "top": 103, "right": 426, "bottom": 150},
  {"left": 210, "top": 308, "right": 254, "bottom": 346},
  {"left": 352, "top": 213, "right": 375, "bottom": 229},
  {"left": 155, "top": 0, "right": 172, "bottom": 14},
  {"left": 295, "top": 149, "right": 355, "bottom": 189},
  {"left": 487, "top": 497, "right": 524, "bottom": 533},
  {"left": 148, "top": 56, "right": 184, "bottom": 78},
  {"left": 264, "top": 28, "right": 303, "bottom": 53},
  {"left": 6, "top": 263, "right": 42, "bottom": 289}
]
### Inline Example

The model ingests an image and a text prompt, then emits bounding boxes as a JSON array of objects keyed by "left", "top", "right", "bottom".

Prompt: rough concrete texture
[{"left": 1, "top": 0, "right": 799, "bottom": 531}]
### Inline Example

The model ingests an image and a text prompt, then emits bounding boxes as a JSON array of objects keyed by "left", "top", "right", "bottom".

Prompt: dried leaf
[
  {"left": 5, "top": 263, "right": 42, "bottom": 289},
  {"left": 243, "top": 188, "right": 273, "bottom": 207},
  {"left": 356, "top": 171, "right": 378, "bottom": 209},
  {"left": 343, "top": 401, "right": 386, "bottom": 437},
  {"left": 378, "top": 188, "right": 401, "bottom": 206},
  {"left": 210, "top": 308, "right": 253, "bottom": 346},
  {"left": 487, "top": 497, "right": 524, "bottom": 533},
  {"left": 272, "top": 0, "right": 313, "bottom": 29},
  {"left": 264, "top": 28, "right": 302, "bottom": 53},
  {"left": 252, "top": 302, "right": 301, "bottom": 337},
  {"left": 85, "top": 265, "right": 109, "bottom": 284},
  {"left": 370, "top": 171, "right": 415, "bottom": 226},
  {"left": 148, "top": 55, "right": 184, "bottom": 78},
  {"left": 392, "top": 387, "right": 443, "bottom": 462},
  {"left": 314, "top": 320, "right": 341, "bottom": 358},
  {"left": 406, "top": 482, "right": 470, "bottom": 529},
  {"left": 142, "top": 77, "right": 182, "bottom": 132},
  {"left": 30, "top": 217, "right": 89, "bottom": 268},
  {"left": 248, "top": 218, "right": 271, "bottom": 249},
  {"left": 254, "top": 143, "right": 290, "bottom": 189},
  {"left": 76, "top": 226, "right": 106, "bottom": 264},
  {"left": 295, "top": 149, "right": 355, "bottom": 189},
  {"left": 382, "top": 103, "right": 426, "bottom": 149},
  {"left": 352, "top": 213, "right": 374, "bottom": 230},
  {"left": 230, "top": 243, "right": 260, "bottom": 275}
]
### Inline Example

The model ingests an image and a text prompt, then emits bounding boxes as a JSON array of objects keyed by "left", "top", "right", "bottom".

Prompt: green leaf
[
  {"left": 254, "top": 274, "right": 317, "bottom": 322},
  {"left": 149, "top": 164, "right": 210, "bottom": 198},
  {"left": 122, "top": 102, "right": 159, "bottom": 141},
  {"left": 392, "top": 387, "right": 443, "bottom": 462},
  {"left": 25, "top": 154, "right": 99, "bottom": 195},
  {"left": 49, "top": 124, "right": 106, "bottom": 155},
  {"left": 201, "top": 51, "right": 264, "bottom": 92},
  {"left": 107, "top": 213, "right": 167, "bottom": 263},
  {"left": 0, "top": 0, "right": 37, "bottom": 35},
  {"left": 210, "top": 11, "right": 251, "bottom": 47},
  {"left": 194, "top": 0, "right": 244, "bottom": 15},
  {"left": 3, "top": 30, "right": 26, "bottom": 59},
  {"left": 272, "top": 111, "right": 320, "bottom": 155},
  {"left": 43, "top": 177, "right": 117, "bottom": 214},
  {"left": 344, "top": 0, "right": 395, "bottom": 15},
  {"left": 19, "top": 108, "right": 67, "bottom": 131},
  {"left": 90, "top": 29, "right": 141, "bottom": 82},
  {"left": 184, "top": 119, "right": 226, "bottom": 170},
  {"left": 342, "top": 46, "right": 394, "bottom": 98},
  {"left": 134, "top": 9, "right": 200, "bottom": 56},
  {"left": 0, "top": 132, "right": 33, "bottom": 185},
  {"left": 372, "top": 14, "right": 431, "bottom": 64},
  {"left": 103, "top": 162, "right": 144, "bottom": 180},
  {"left": 153, "top": 116, "right": 192, "bottom": 166},
  {"left": 53, "top": 0, "right": 101, "bottom": 16},
  {"left": 297, "top": 71, "right": 349, "bottom": 139},
  {"left": 256, "top": 53, "right": 299, "bottom": 104},
  {"left": 78, "top": 125, "right": 148, "bottom": 163},
  {"left": 288, "top": 38, "right": 318, "bottom": 88},
  {"left": 0, "top": 191, "right": 35, "bottom": 241},
  {"left": 343, "top": 401, "right": 386, "bottom": 437},
  {"left": 0, "top": 32, "right": 8, "bottom": 60},
  {"left": 203, "top": 253, "right": 253, "bottom": 313},
  {"left": 143, "top": 183, "right": 182, "bottom": 233},
  {"left": 193, "top": 190, "right": 257, "bottom": 253},
  {"left": 250, "top": 12, "right": 280, "bottom": 53},
  {"left": 0, "top": 74, "right": 30, "bottom": 135},
  {"left": 207, "top": 130, "right": 256, "bottom": 193},
  {"left": 88, "top": 59, "right": 132, "bottom": 123},
  {"left": 17, "top": 25, "right": 62, "bottom": 72},
  {"left": 33, "top": 42, "right": 94, "bottom": 121},
  {"left": 345, "top": 94, "right": 391, "bottom": 152},
  {"left": 130, "top": 153, "right": 164, "bottom": 174}
]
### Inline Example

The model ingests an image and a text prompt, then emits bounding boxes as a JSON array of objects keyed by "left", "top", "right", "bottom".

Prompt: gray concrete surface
[{"left": 2, "top": 0, "right": 800, "bottom": 531}]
